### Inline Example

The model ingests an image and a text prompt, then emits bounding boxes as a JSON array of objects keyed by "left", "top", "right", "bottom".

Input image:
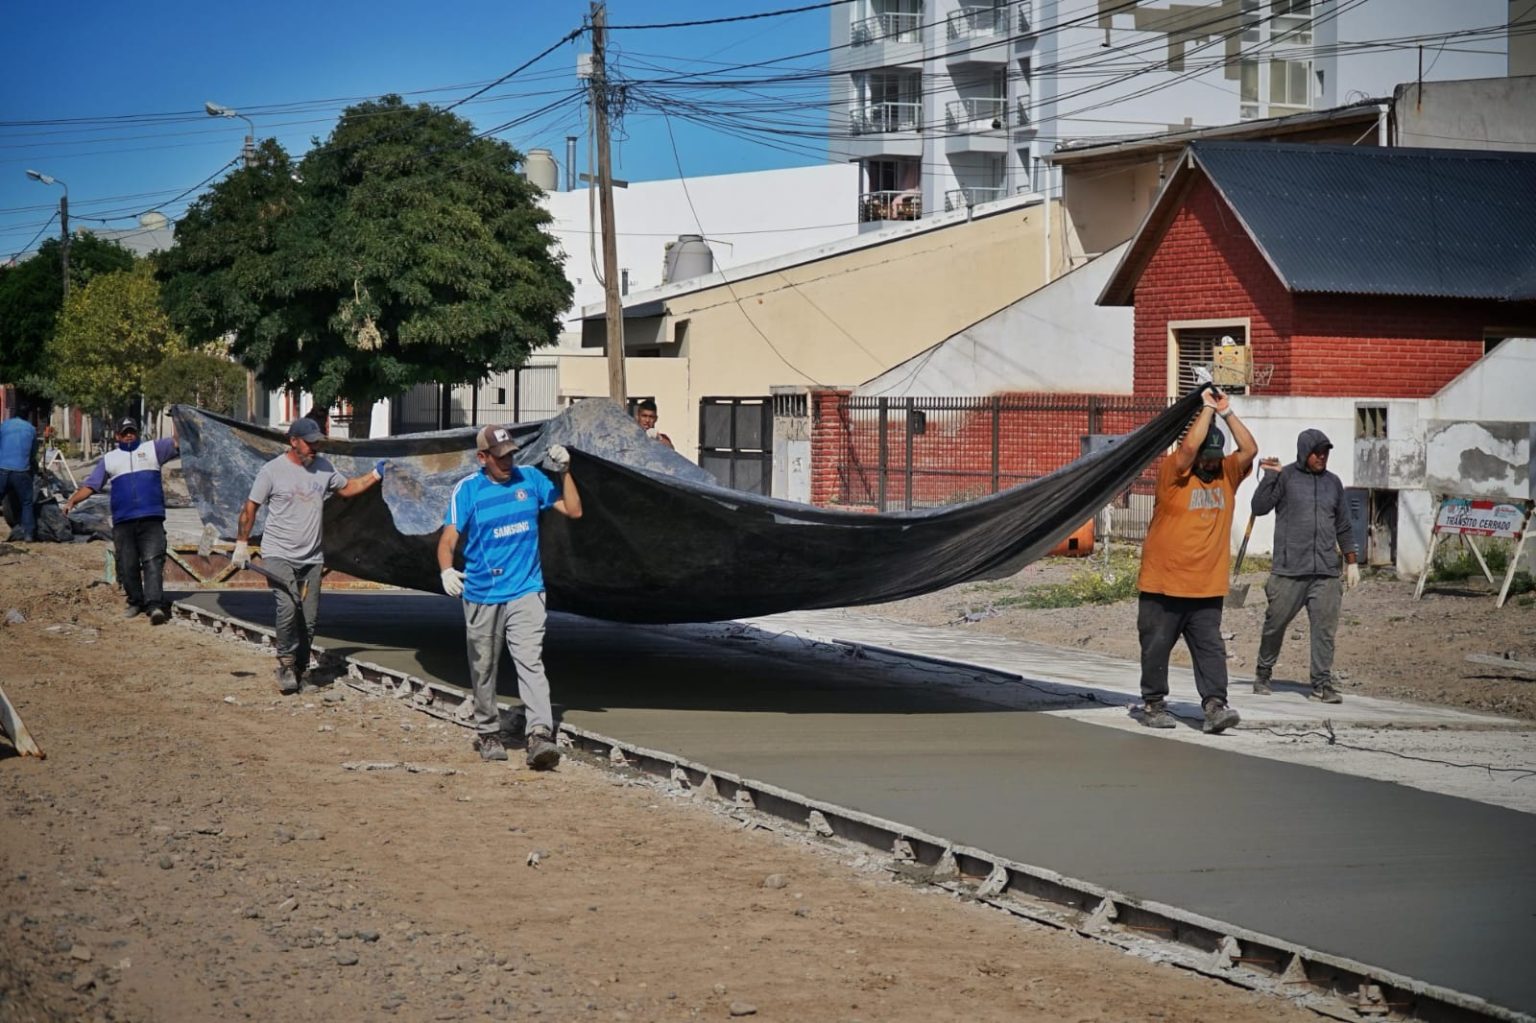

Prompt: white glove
[
  {"left": 440, "top": 567, "right": 464, "bottom": 597},
  {"left": 1345, "top": 563, "right": 1360, "bottom": 590},
  {"left": 547, "top": 443, "right": 570, "bottom": 472},
  {"left": 645, "top": 428, "right": 658, "bottom": 440},
  {"left": 231, "top": 541, "right": 250, "bottom": 569}
]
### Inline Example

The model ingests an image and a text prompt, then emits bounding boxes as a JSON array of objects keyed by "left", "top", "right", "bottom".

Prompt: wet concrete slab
[{"left": 177, "top": 590, "right": 1536, "bottom": 1016}]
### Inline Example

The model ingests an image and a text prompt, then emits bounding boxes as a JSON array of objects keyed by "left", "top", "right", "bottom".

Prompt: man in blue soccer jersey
[{"left": 437, "top": 425, "right": 582, "bottom": 768}]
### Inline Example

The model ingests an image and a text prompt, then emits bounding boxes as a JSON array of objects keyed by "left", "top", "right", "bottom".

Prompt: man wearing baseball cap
[
  {"left": 231, "top": 416, "right": 386, "bottom": 695},
  {"left": 63, "top": 418, "right": 180, "bottom": 623},
  {"left": 437, "top": 425, "right": 581, "bottom": 768},
  {"left": 1250, "top": 429, "right": 1359, "bottom": 704},
  {"left": 1136, "top": 386, "right": 1258, "bottom": 734}
]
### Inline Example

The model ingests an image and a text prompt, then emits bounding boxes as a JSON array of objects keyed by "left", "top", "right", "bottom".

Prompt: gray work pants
[
  {"left": 264, "top": 558, "right": 323, "bottom": 671},
  {"left": 463, "top": 592, "right": 552, "bottom": 737},
  {"left": 1256, "top": 574, "right": 1342, "bottom": 687},
  {"left": 1137, "top": 593, "right": 1230, "bottom": 705}
]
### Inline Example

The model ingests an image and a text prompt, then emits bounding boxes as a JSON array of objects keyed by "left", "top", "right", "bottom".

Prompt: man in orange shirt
[{"left": 1137, "top": 386, "right": 1258, "bottom": 734}]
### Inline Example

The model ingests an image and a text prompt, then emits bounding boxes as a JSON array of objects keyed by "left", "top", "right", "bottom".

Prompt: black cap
[
  {"left": 117, "top": 417, "right": 140, "bottom": 434},
  {"left": 1198, "top": 428, "right": 1226, "bottom": 459}
]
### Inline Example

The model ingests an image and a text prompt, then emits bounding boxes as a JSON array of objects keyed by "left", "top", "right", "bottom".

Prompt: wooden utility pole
[{"left": 589, "top": 1, "right": 627, "bottom": 402}]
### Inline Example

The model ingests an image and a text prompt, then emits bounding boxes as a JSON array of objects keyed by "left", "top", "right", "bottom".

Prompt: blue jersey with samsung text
[{"left": 444, "top": 466, "right": 557, "bottom": 604}]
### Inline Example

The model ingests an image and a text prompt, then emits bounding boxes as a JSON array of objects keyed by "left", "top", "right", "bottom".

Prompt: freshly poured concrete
[{"left": 179, "top": 590, "right": 1536, "bottom": 1016}]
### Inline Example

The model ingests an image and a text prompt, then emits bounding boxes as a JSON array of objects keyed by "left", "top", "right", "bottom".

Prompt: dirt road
[{"left": 0, "top": 541, "right": 1314, "bottom": 1023}]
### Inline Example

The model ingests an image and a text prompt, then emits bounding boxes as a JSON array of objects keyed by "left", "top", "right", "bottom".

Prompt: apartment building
[{"left": 827, "top": 0, "right": 1510, "bottom": 227}]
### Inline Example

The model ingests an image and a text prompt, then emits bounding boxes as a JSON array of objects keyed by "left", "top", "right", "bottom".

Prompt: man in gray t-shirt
[{"left": 231, "top": 418, "right": 384, "bottom": 695}]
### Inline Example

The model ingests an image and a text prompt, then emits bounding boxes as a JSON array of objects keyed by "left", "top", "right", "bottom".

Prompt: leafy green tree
[
  {"left": 48, "top": 263, "right": 184, "bottom": 419},
  {"left": 0, "top": 234, "right": 135, "bottom": 400},
  {"left": 143, "top": 349, "right": 247, "bottom": 416},
  {"left": 159, "top": 97, "right": 572, "bottom": 436}
]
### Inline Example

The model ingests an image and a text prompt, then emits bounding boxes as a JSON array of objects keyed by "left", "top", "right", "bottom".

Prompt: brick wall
[{"left": 1132, "top": 174, "right": 1536, "bottom": 399}]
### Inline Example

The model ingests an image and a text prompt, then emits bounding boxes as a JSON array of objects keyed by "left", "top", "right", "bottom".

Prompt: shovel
[{"left": 1226, "top": 510, "right": 1257, "bottom": 608}]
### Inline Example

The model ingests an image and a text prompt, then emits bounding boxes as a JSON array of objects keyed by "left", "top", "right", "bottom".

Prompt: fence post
[
  {"left": 903, "top": 397, "right": 915, "bottom": 512},
  {"left": 1088, "top": 394, "right": 1101, "bottom": 436},
  {"left": 877, "top": 398, "right": 889, "bottom": 512},
  {"left": 991, "top": 396, "right": 1001, "bottom": 494}
]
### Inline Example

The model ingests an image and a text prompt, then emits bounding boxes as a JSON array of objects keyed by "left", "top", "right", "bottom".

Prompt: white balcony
[
  {"left": 945, "top": 5, "right": 1009, "bottom": 63},
  {"left": 944, "top": 97, "right": 1009, "bottom": 154},
  {"left": 944, "top": 186, "right": 1005, "bottom": 212},
  {"left": 848, "top": 101, "right": 923, "bottom": 159},
  {"left": 859, "top": 189, "right": 923, "bottom": 224},
  {"left": 848, "top": 11, "right": 925, "bottom": 68}
]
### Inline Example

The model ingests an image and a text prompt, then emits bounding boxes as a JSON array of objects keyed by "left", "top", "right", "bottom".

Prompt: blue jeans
[{"left": 0, "top": 467, "right": 36, "bottom": 541}]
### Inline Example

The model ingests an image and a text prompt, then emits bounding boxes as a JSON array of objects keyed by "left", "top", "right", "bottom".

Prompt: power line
[
  {"left": 6, "top": 210, "right": 59, "bottom": 264},
  {"left": 608, "top": 0, "right": 858, "bottom": 31}
]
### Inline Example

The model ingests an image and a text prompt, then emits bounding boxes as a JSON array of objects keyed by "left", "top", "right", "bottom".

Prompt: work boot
[
  {"left": 475, "top": 733, "right": 509, "bottom": 762},
  {"left": 122, "top": 605, "right": 144, "bottom": 619},
  {"left": 275, "top": 658, "right": 300, "bottom": 696},
  {"left": 148, "top": 607, "right": 169, "bottom": 626},
  {"left": 1140, "top": 701, "right": 1178, "bottom": 730},
  {"left": 1309, "top": 682, "right": 1344, "bottom": 705},
  {"left": 525, "top": 727, "right": 561, "bottom": 771},
  {"left": 1202, "top": 699, "right": 1241, "bottom": 734},
  {"left": 1252, "top": 669, "right": 1272, "bottom": 696}
]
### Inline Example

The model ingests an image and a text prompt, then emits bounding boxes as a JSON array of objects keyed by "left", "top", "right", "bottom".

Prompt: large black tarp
[{"left": 172, "top": 391, "right": 1203, "bottom": 624}]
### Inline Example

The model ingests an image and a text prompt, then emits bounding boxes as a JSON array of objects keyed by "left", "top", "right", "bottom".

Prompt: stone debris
[
  {"left": 728, "top": 1001, "right": 758, "bottom": 1016},
  {"left": 68, "top": 945, "right": 93, "bottom": 962},
  {"left": 4, "top": 608, "right": 26, "bottom": 625},
  {"left": 761, "top": 874, "right": 789, "bottom": 890},
  {"left": 340, "top": 761, "right": 459, "bottom": 776}
]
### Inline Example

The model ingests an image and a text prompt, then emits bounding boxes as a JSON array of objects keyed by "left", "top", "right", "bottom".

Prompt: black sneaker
[
  {"left": 525, "top": 728, "right": 560, "bottom": 771},
  {"left": 1252, "top": 671, "right": 1272, "bottom": 696},
  {"left": 148, "top": 608, "right": 170, "bottom": 626},
  {"left": 276, "top": 662, "right": 300, "bottom": 696},
  {"left": 1309, "top": 683, "right": 1343, "bottom": 705},
  {"left": 1202, "top": 701, "right": 1241, "bottom": 734},
  {"left": 475, "top": 733, "right": 509, "bottom": 762},
  {"left": 1140, "top": 701, "right": 1178, "bottom": 729},
  {"left": 122, "top": 605, "right": 144, "bottom": 620}
]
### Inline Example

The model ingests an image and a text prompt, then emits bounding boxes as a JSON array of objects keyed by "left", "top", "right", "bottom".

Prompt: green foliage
[
  {"left": 0, "top": 234, "right": 135, "bottom": 397},
  {"left": 1429, "top": 539, "right": 1513, "bottom": 582},
  {"left": 143, "top": 349, "right": 246, "bottom": 416},
  {"left": 986, "top": 551, "right": 1143, "bottom": 610},
  {"left": 47, "top": 263, "right": 184, "bottom": 417},
  {"left": 158, "top": 97, "right": 572, "bottom": 435}
]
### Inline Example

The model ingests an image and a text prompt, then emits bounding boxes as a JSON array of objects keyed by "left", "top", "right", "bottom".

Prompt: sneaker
[
  {"left": 525, "top": 728, "right": 561, "bottom": 771},
  {"left": 122, "top": 605, "right": 144, "bottom": 619},
  {"left": 1252, "top": 671, "right": 1272, "bottom": 696},
  {"left": 1309, "top": 683, "right": 1343, "bottom": 705},
  {"left": 475, "top": 733, "right": 509, "bottom": 762},
  {"left": 148, "top": 607, "right": 169, "bottom": 626},
  {"left": 1140, "top": 701, "right": 1178, "bottom": 730},
  {"left": 275, "top": 661, "right": 300, "bottom": 696},
  {"left": 1203, "top": 700, "right": 1241, "bottom": 734}
]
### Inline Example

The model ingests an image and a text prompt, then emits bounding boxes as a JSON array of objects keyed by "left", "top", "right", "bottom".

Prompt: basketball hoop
[{"left": 1251, "top": 363, "right": 1276, "bottom": 389}]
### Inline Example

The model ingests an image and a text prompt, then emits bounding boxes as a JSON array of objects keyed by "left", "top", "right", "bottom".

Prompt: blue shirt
[
  {"left": 0, "top": 417, "right": 36, "bottom": 472},
  {"left": 444, "top": 465, "right": 557, "bottom": 604}
]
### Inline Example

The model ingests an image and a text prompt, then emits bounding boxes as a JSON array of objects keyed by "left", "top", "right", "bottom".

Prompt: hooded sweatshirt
[{"left": 1250, "top": 428, "right": 1356, "bottom": 577}]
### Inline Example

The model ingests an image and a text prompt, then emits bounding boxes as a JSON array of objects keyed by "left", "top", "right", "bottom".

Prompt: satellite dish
[{"left": 138, "top": 211, "right": 169, "bottom": 231}]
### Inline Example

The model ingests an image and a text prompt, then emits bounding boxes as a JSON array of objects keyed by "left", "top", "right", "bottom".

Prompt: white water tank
[
  {"left": 663, "top": 234, "right": 713, "bottom": 284},
  {"left": 525, "top": 148, "right": 558, "bottom": 191}
]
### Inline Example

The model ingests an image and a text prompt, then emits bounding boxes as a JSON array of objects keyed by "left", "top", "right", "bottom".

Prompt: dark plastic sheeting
[{"left": 171, "top": 392, "right": 1203, "bottom": 624}]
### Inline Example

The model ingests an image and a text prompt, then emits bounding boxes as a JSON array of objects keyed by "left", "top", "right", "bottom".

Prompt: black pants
[
  {"left": 113, "top": 518, "right": 168, "bottom": 613},
  {"left": 1137, "top": 592, "right": 1229, "bottom": 705}
]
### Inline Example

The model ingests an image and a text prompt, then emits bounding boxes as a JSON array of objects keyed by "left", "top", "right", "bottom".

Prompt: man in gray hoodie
[{"left": 1250, "top": 428, "right": 1360, "bottom": 703}]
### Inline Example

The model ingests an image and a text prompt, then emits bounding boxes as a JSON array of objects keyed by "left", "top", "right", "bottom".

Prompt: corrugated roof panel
[{"left": 1189, "top": 142, "right": 1536, "bottom": 301}]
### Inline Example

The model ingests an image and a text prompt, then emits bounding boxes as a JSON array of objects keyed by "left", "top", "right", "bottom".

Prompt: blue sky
[{"left": 0, "top": 1, "right": 832, "bottom": 262}]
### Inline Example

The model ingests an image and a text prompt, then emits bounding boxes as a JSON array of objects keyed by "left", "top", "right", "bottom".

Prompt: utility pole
[
  {"left": 57, "top": 194, "right": 69, "bottom": 298},
  {"left": 588, "top": 1, "right": 627, "bottom": 403}
]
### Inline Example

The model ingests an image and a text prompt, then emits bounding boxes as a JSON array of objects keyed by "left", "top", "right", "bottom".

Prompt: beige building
[{"left": 563, "top": 193, "right": 1052, "bottom": 463}]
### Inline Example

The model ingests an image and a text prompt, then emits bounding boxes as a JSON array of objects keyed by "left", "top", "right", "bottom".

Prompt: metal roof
[{"left": 1101, "top": 141, "right": 1536, "bottom": 305}]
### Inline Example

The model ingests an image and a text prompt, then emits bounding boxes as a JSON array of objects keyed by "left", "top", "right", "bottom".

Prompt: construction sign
[{"left": 1416, "top": 496, "right": 1534, "bottom": 609}]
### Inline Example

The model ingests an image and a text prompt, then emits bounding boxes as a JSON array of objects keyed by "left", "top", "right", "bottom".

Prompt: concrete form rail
[{"left": 170, "top": 598, "right": 1532, "bottom": 1023}]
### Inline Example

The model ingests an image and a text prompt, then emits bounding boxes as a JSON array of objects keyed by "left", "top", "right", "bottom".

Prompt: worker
[
  {"left": 62, "top": 418, "right": 180, "bottom": 623},
  {"left": 635, "top": 399, "right": 673, "bottom": 450},
  {"left": 1250, "top": 430, "right": 1359, "bottom": 704},
  {"left": 0, "top": 404, "right": 37, "bottom": 542},
  {"left": 231, "top": 418, "right": 384, "bottom": 695},
  {"left": 437, "top": 425, "right": 581, "bottom": 768},
  {"left": 1136, "top": 386, "right": 1258, "bottom": 733}
]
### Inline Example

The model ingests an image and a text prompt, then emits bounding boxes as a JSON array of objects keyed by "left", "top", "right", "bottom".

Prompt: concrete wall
[
  {"left": 1395, "top": 77, "right": 1536, "bottom": 152},
  {"left": 554, "top": 352, "right": 693, "bottom": 455},
  {"left": 858, "top": 242, "right": 1133, "bottom": 397},
  {"left": 543, "top": 164, "right": 859, "bottom": 333}
]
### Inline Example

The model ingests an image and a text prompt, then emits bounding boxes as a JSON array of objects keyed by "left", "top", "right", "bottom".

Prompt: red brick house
[{"left": 1098, "top": 141, "right": 1536, "bottom": 399}]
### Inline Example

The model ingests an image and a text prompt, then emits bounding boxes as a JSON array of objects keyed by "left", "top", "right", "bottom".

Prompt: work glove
[
  {"left": 231, "top": 541, "right": 250, "bottom": 569},
  {"left": 1345, "top": 563, "right": 1361, "bottom": 590},
  {"left": 547, "top": 443, "right": 570, "bottom": 472},
  {"left": 440, "top": 567, "right": 464, "bottom": 598},
  {"left": 373, "top": 459, "right": 388, "bottom": 479},
  {"left": 645, "top": 428, "right": 659, "bottom": 440}
]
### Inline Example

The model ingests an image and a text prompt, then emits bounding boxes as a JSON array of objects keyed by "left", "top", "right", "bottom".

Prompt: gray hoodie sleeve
[
  {"left": 1251, "top": 465, "right": 1284, "bottom": 515},
  {"left": 1334, "top": 482, "right": 1358, "bottom": 557}
]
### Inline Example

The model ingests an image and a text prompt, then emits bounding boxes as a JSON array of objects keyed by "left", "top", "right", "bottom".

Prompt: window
[
  {"left": 1355, "top": 405, "right": 1387, "bottom": 440},
  {"left": 1269, "top": 58, "right": 1312, "bottom": 110},
  {"left": 1170, "top": 324, "right": 1250, "bottom": 397},
  {"left": 1239, "top": 58, "right": 1259, "bottom": 119}
]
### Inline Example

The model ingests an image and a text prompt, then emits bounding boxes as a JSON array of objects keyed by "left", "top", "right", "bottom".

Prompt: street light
[
  {"left": 25, "top": 169, "right": 69, "bottom": 297},
  {"left": 205, "top": 101, "right": 256, "bottom": 167}
]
